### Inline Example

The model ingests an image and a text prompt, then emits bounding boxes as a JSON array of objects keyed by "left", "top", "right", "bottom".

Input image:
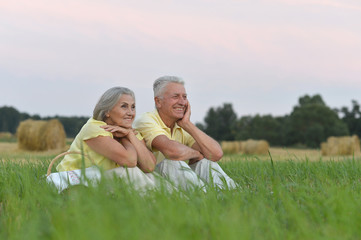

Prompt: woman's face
[{"left": 105, "top": 94, "right": 135, "bottom": 128}]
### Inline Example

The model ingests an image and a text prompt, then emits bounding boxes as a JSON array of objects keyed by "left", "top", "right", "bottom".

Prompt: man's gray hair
[
  {"left": 153, "top": 76, "right": 184, "bottom": 98},
  {"left": 93, "top": 87, "right": 135, "bottom": 121}
]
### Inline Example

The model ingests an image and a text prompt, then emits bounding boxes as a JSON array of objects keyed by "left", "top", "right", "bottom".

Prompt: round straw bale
[
  {"left": 321, "top": 135, "right": 361, "bottom": 156},
  {"left": 17, "top": 119, "right": 66, "bottom": 151},
  {"left": 242, "top": 139, "right": 269, "bottom": 155},
  {"left": 351, "top": 135, "right": 361, "bottom": 153},
  {"left": 320, "top": 142, "right": 328, "bottom": 156},
  {"left": 221, "top": 141, "right": 242, "bottom": 154}
]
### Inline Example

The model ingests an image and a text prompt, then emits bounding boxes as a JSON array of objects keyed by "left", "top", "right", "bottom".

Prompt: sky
[{"left": 1, "top": 0, "right": 360, "bottom": 124}]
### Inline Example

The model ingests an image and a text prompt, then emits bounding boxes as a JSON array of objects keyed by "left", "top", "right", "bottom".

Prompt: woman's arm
[
  {"left": 85, "top": 134, "right": 137, "bottom": 168},
  {"left": 126, "top": 131, "right": 156, "bottom": 173},
  {"left": 101, "top": 125, "right": 156, "bottom": 172}
]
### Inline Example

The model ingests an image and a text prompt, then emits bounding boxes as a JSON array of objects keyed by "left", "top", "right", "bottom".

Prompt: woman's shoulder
[{"left": 80, "top": 118, "right": 112, "bottom": 139}]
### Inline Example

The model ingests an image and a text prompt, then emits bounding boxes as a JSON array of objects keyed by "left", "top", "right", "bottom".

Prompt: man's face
[{"left": 156, "top": 82, "right": 188, "bottom": 122}]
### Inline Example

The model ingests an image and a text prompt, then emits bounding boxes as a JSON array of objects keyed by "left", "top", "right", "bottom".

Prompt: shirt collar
[{"left": 154, "top": 109, "right": 181, "bottom": 130}]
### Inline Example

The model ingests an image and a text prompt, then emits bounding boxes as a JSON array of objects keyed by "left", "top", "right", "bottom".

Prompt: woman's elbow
[
  {"left": 119, "top": 159, "right": 137, "bottom": 168},
  {"left": 142, "top": 164, "right": 155, "bottom": 173},
  {"left": 114, "top": 155, "right": 137, "bottom": 168},
  {"left": 126, "top": 160, "right": 138, "bottom": 168}
]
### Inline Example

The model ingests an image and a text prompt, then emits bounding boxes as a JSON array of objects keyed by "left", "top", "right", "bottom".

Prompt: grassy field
[{"left": 1, "top": 142, "right": 361, "bottom": 239}]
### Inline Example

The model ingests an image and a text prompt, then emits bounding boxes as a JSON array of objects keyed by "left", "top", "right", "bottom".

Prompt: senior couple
[{"left": 49, "top": 76, "right": 237, "bottom": 192}]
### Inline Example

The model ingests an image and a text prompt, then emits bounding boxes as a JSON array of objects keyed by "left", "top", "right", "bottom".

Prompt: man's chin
[{"left": 174, "top": 114, "right": 184, "bottom": 120}]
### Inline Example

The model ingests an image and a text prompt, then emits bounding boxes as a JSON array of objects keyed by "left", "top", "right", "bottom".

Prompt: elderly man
[{"left": 134, "top": 76, "right": 237, "bottom": 191}]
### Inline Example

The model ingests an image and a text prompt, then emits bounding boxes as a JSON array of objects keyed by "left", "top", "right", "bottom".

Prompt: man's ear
[{"left": 155, "top": 97, "right": 162, "bottom": 109}]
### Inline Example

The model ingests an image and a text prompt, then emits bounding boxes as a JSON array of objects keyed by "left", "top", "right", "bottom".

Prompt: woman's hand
[{"left": 101, "top": 125, "right": 132, "bottom": 138}]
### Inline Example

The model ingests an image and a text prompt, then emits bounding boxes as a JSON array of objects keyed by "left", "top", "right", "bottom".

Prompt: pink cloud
[{"left": 1, "top": 0, "right": 360, "bottom": 86}]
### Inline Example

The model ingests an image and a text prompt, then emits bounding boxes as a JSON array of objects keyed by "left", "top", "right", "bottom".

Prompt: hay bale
[
  {"left": 221, "top": 141, "right": 242, "bottom": 154},
  {"left": 17, "top": 119, "right": 66, "bottom": 151},
  {"left": 320, "top": 142, "right": 328, "bottom": 156},
  {"left": 241, "top": 139, "right": 269, "bottom": 155},
  {"left": 320, "top": 135, "right": 361, "bottom": 156}
]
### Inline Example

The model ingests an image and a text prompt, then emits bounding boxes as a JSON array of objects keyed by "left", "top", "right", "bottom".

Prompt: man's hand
[
  {"left": 101, "top": 125, "right": 133, "bottom": 138},
  {"left": 188, "top": 151, "right": 204, "bottom": 165},
  {"left": 177, "top": 101, "right": 192, "bottom": 129}
]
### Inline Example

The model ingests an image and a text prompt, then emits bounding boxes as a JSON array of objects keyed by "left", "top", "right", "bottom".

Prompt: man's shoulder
[
  {"left": 134, "top": 110, "right": 161, "bottom": 128},
  {"left": 137, "top": 110, "right": 157, "bottom": 119}
]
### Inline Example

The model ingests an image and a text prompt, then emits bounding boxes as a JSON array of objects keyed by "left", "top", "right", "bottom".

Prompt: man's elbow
[
  {"left": 164, "top": 149, "right": 186, "bottom": 161},
  {"left": 211, "top": 150, "right": 223, "bottom": 162}
]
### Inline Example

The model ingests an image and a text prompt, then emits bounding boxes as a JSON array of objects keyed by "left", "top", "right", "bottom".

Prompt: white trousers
[
  {"left": 145, "top": 172, "right": 178, "bottom": 193},
  {"left": 155, "top": 159, "right": 237, "bottom": 191},
  {"left": 46, "top": 166, "right": 156, "bottom": 193}
]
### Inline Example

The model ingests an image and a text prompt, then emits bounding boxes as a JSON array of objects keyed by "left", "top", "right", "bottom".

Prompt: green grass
[
  {"left": 0, "top": 137, "right": 17, "bottom": 143},
  {"left": 1, "top": 153, "right": 361, "bottom": 240}
]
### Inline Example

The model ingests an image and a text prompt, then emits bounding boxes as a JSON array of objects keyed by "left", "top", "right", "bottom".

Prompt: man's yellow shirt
[{"left": 134, "top": 110, "right": 196, "bottom": 163}]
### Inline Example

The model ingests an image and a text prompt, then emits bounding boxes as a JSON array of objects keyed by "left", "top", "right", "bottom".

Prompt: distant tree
[
  {"left": 338, "top": 100, "right": 361, "bottom": 137},
  {"left": 234, "top": 114, "right": 285, "bottom": 146},
  {"left": 32, "top": 114, "right": 41, "bottom": 120},
  {"left": 287, "top": 94, "right": 349, "bottom": 148},
  {"left": 195, "top": 122, "right": 205, "bottom": 132},
  {"left": 0, "top": 105, "right": 89, "bottom": 137},
  {"left": 0, "top": 106, "right": 22, "bottom": 134},
  {"left": 201, "top": 103, "right": 237, "bottom": 141}
]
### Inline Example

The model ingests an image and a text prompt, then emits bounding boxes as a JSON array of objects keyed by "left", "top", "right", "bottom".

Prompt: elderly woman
[{"left": 48, "top": 87, "right": 157, "bottom": 192}]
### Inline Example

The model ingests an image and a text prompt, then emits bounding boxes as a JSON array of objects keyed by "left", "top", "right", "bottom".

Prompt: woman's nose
[{"left": 127, "top": 107, "right": 135, "bottom": 115}]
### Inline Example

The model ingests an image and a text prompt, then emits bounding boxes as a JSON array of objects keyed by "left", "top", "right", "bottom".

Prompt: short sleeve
[
  {"left": 134, "top": 115, "right": 168, "bottom": 150},
  {"left": 135, "top": 132, "right": 143, "bottom": 141},
  {"left": 81, "top": 121, "right": 113, "bottom": 141}
]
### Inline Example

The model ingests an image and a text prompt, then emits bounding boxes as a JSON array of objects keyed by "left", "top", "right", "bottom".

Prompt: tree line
[
  {"left": 1, "top": 94, "right": 360, "bottom": 147},
  {"left": 0, "top": 106, "right": 88, "bottom": 138},
  {"left": 196, "top": 94, "right": 361, "bottom": 148}
]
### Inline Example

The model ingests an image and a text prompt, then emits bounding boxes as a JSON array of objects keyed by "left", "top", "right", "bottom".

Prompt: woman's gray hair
[
  {"left": 153, "top": 76, "right": 184, "bottom": 98},
  {"left": 93, "top": 87, "right": 135, "bottom": 121}
]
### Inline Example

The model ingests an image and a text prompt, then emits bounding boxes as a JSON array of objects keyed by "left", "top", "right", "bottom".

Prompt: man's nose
[{"left": 178, "top": 97, "right": 186, "bottom": 105}]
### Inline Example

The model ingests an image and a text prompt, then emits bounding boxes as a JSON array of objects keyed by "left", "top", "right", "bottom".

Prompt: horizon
[{"left": 1, "top": 91, "right": 358, "bottom": 124}]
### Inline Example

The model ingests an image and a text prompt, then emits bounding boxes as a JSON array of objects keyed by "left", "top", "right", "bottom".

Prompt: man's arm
[
  {"left": 177, "top": 103, "right": 223, "bottom": 162},
  {"left": 152, "top": 135, "right": 203, "bottom": 161}
]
